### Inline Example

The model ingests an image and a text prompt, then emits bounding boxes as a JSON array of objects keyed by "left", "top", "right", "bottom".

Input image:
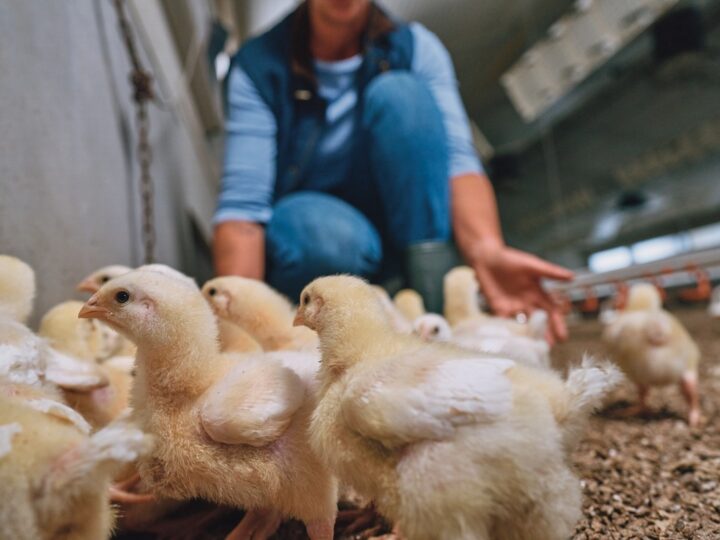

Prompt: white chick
[
  {"left": 443, "top": 266, "right": 531, "bottom": 336},
  {"left": 371, "top": 285, "right": 412, "bottom": 333},
  {"left": 80, "top": 270, "right": 337, "bottom": 539},
  {"left": 412, "top": 313, "right": 452, "bottom": 342},
  {"left": 393, "top": 288, "right": 426, "bottom": 322},
  {"left": 202, "top": 276, "right": 318, "bottom": 352},
  {"left": 0, "top": 394, "right": 152, "bottom": 540},
  {"left": 414, "top": 313, "right": 551, "bottom": 369},
  {"left": 295, "top": 275, "right": 621, "bottom": 540},
  {"left": 709, "top": 285, "right": 720, "bottom": 319},
  {"left": 603, "top": 283, "right": 702, "bottom": 426}
]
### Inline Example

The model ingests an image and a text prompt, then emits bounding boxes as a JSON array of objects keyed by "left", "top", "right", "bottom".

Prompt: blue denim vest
[{"left": 234, "top": 4, "right": 413, "bottom": 201}]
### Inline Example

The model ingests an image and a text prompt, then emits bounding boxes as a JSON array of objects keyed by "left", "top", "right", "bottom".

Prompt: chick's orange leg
[
  {"left": 114, "top": 471, "right": 141, "bottom": 491},
  {"left": 109, "top": 485, "right": 156, "bottom": 504},
  {"left": 680, "top": 371, "right": 701, "bottom": 427},
  {"left": 109, "top": 472, "right": 156, "bottom": 504},
  {"left": 337, "top": 504, "right": 380, "bottom": 535},
  {"left": 306, "top": 518, "right": 335, "bottom": 540},
  {"left": 225, "top": 508, "right": 282, "bottom": 540},
  {"left": 148, "top": 506, "right": 228, "bottom": 540},
  {"left": 614, "top": 384, "right": 650, "bottom": 418}
]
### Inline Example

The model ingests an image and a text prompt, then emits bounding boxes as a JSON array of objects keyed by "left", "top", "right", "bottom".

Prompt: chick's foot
[
  {"left": 680, "top": 371, "right": 701, "bottom": 427},
  {"left": 336, "top": 504, "right": 382, "bottom": 536},
  {"left": 611, "top": 385, "right": 650, "bottom": 419},
  {"left": 110, "top": 471, "right": 156, "bottom": 504},
  {"left": 109, "top": 485, "right": 156, "bottom": 504},
  {"left": 147, "top": 506, "right": 229, "bottom": 540},
  {"left": 225, "top": 508, "right": 282, "bottom": 540}
]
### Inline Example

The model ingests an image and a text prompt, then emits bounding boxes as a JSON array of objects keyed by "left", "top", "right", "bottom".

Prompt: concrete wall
[{"left": 0, "top": 0, "right": 218, "bottom": 326}]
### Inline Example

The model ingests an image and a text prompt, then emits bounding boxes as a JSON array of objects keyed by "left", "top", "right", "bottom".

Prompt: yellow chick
[
  {"left": 443, "top": 266, "right": 531, "bottom": 336},
  {"left": 39, "top": 301, "right": 126, "bottom": 361},
  {"left": 0, "top": 255, "right": 35, "bottom": 324},
  {"left": 295, "top": 276, "right": 621, "bottom": 540},
  {"left": 0, "top": 394, "right": 152, "bottom": 540},
  {"left": 77, "top": 265, "right": 133, "bottom": 294},
  {"left": 76, "top": 263, "right": 201, "bottom": 359},
  {"left": 79, "top": 270, "right": 337, "bottom": 539},
  {"left": 217, "top": 318, "right": 264, "bottom": 354},
  {"left": 0, "top": 256, "right": 108, "bottom": 400},
  {"left": 202, "top": 276, "right": 318, "bottom": 352},
  {"left": 77, "top": 264, "right": 197, "bottom": 295},
  {"left": 393, "top": 288, "right": 426, "bottom": 322},
  {"left": 603, "top": 283, "right": 701, "bottom": 426},
  {"left": 38, "top": 301, "right": 133, "bottom": 428},
  {"left": 371, "top": 285, "right": 412, "bottom": 334}
]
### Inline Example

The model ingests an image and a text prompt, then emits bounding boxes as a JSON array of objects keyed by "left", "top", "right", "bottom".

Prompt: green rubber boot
[{"left": 405, "top": 241, "right": 462, "bottom": 314}]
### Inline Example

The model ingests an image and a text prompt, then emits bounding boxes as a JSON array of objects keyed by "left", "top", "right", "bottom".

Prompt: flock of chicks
[{"left": 0, "top": 253, "right": 706, "bottom": 540}]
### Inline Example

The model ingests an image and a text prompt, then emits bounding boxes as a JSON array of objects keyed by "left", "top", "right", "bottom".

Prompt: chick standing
[
  {"left": 0, "top": 394, "right": 152, "bottom": 540},
  {"left": 295, "top": 275, "right": 620, "bottom": 540},
  {"left": 202, "top": 276, "right": 318, "bottom": 351},
  {"left": 79, "top": 270, "right": 337, "bottom": 539},
  {"left": 603, "top": 283, "right": 701, "bottom": 426}
]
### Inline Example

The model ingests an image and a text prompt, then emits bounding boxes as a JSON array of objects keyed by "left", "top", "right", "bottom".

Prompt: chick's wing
[
  {"left": 341, "top": 352, "right": 515, "bottom": 449},
  {"left": 642, "top": 311, "right": 673, "bottom": 346},
  {"left": 199, "top": 356, "right": 306, "bottom": 447}
]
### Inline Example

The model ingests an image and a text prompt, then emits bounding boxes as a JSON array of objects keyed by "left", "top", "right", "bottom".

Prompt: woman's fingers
[{"left": 513, "top": 249, "right": 574, "bottom": 281}]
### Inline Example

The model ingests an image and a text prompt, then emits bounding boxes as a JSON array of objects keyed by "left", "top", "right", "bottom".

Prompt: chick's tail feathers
[{"left": 559, "top": 356, "right": 624, "bottom": 449}]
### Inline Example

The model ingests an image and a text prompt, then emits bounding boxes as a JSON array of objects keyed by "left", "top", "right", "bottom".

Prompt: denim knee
[
  {"left": 363, "top": 72, "right": 443, "bottom": 136},
  {"left": 266, "top": 192, "right": 383, "bottom": 300}
]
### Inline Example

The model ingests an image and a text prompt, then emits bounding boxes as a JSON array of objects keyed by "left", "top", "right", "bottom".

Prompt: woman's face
[{"left": 310, "top": 0, "right": 371, "bottom": 26}]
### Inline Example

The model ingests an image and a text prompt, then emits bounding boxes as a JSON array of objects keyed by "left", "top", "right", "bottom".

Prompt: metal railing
[{"left": 546, "top": 248, "right": 720, "bottom": 301}]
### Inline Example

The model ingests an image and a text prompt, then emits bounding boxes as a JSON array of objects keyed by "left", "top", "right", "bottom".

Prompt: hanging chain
[{"left": 112, "top": 0, "right": 156, "bottom": 264}]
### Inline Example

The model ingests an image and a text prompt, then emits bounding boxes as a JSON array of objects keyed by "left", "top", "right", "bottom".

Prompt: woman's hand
[{"left": 469, "top": 241, "right": 574, "bottom": 344}]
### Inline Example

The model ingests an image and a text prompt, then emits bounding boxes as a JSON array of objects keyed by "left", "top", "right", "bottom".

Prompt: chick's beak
[
  {"left": 76, "top": 277, "right": 99, "bottom": 294},
  {"left": 78, "top": 296, "right": 110, "bottom": 320},
  {"left": 293, "top": 310, "right": 305, "bottom": 327}
]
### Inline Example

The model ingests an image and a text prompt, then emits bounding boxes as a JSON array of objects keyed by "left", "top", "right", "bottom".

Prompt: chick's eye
[
  {"left": 432, "top": 327, "right": 440, "bottom": 335},
  {"left": 302, "top": 293, "right": 309, "bottom": 306},
  {"left": 101, "top": 276, "right": 110, "bottom": 283},
  {"left": 115, "top": 290, "right": 130, "bottom": 304},
  {"left": 208, "top": 287, "right": 217, "bottom": 296}
]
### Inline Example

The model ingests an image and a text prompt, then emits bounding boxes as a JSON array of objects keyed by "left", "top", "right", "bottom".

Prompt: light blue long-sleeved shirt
[{"left": 215, "top": 23, "right": 483, "bottom": 225}]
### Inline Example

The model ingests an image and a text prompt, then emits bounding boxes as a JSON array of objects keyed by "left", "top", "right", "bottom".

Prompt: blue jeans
[{"left": 266, "top": 72, "right": 450, "bottom": 300}]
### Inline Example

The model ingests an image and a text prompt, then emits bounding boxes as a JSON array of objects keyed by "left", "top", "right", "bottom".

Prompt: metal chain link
[{"left": 112, "top": 0, "right": 156, "bottom": 264}]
